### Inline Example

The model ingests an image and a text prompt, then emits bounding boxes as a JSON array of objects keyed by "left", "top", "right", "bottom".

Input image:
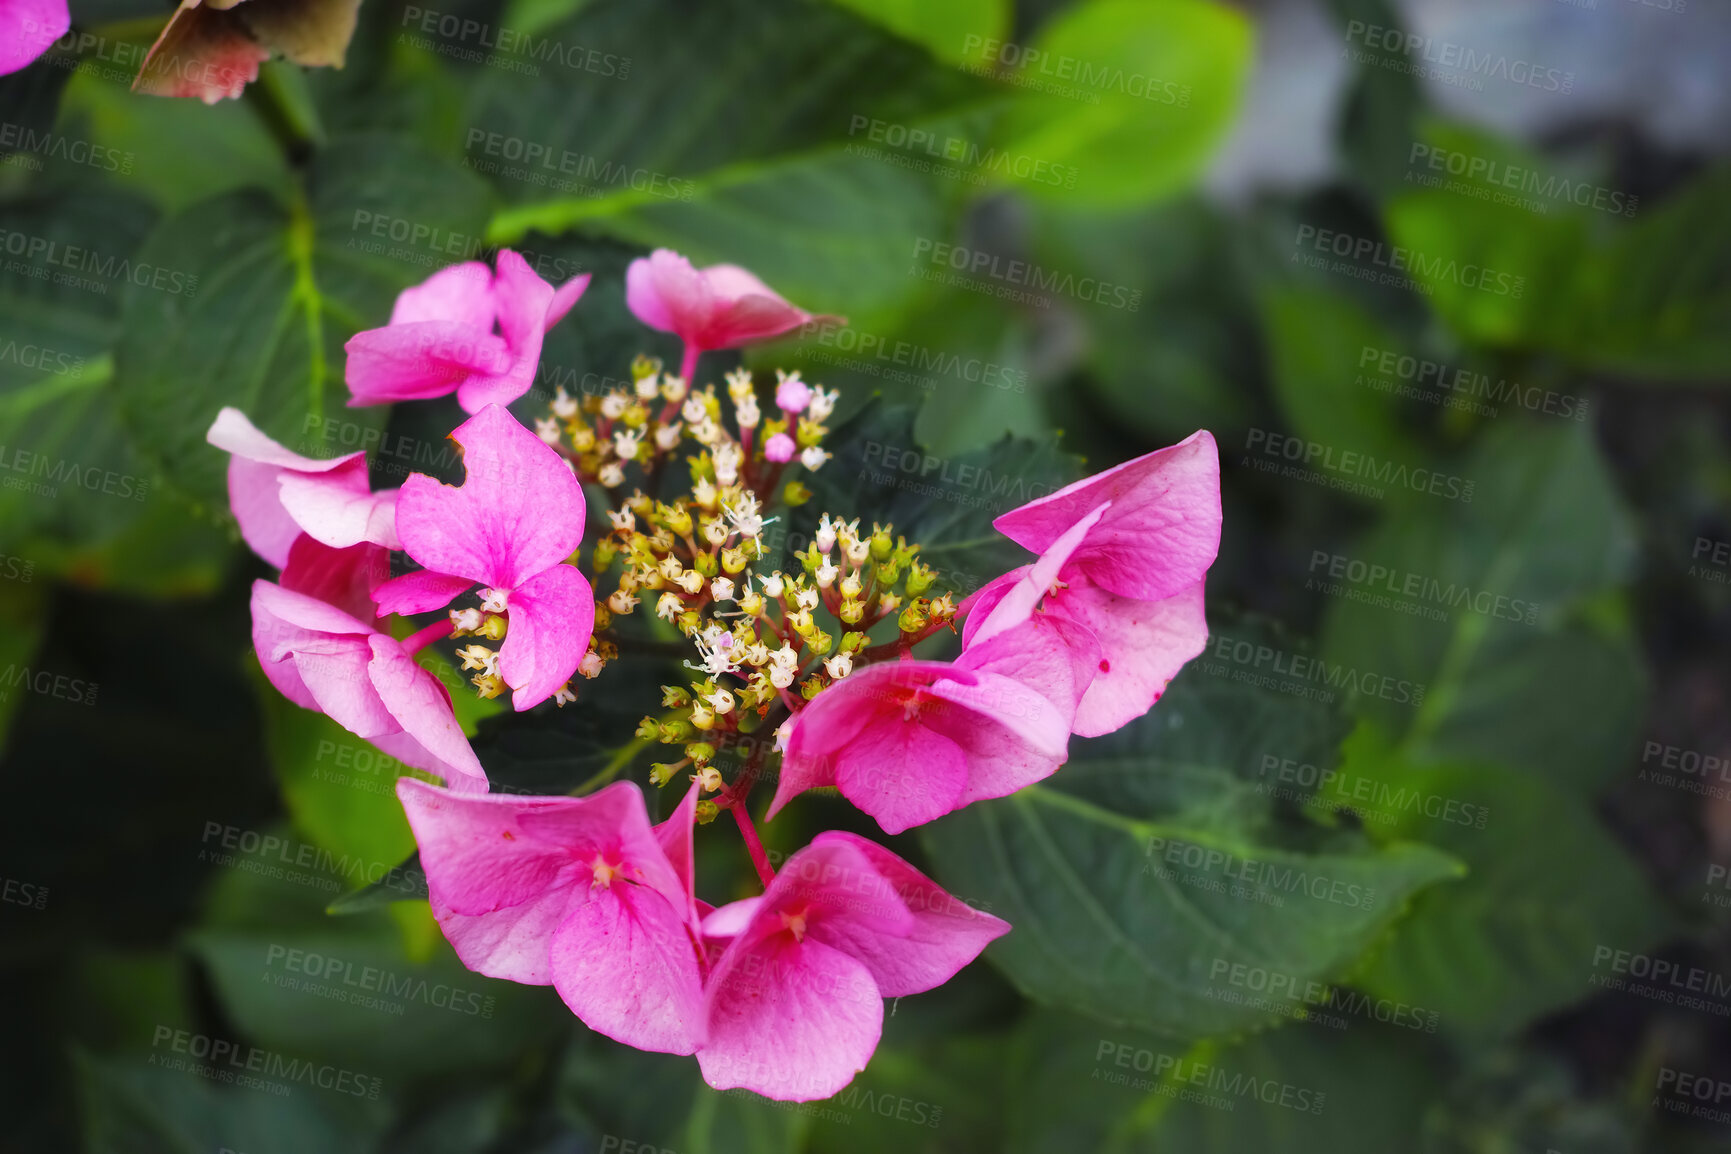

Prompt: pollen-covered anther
[{"left": 590, "top": 854, "right": 622, "bottom": 890}]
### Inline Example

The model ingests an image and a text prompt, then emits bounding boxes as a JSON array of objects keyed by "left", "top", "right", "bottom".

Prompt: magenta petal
[
  {"left": 498, "top": 563, "right": 594, "bottom": 711},
  {"left": 958, "top": 567, "right": 1022, "bottom": 648},
  {"left": 957, "top": 611, "right": 1098, "bottom": 727},
  {"left": 625, "top": 249, "right": 704, "bottom": 338},
  {"left": 806, "top": 832, "right": 1010, "bottom": 998},
  {"left": 280, "top": 538, "right": 389, "bottom": 624},
  {"left": 698, "top": 935, "right": 882, "bottom": 1101},
  {"left": 0, "top": 0, "right": 69, "bottom": 75},
  {"left": 835, "top": 711, "right": 969, "bottom": 836},
  {"left": 210, "top": 407, "right": 369, "bottom": 568},
  {"left": 993, "top": 431, "right": 1221, "bottom": 603},
  {"left": 396, "top": 779, "right": 587, "bottom": 983},
  {"left": 394, "top": 404, "right": 585, "bottom": 591},
  {"left": 373, "top": 570, "right": 474, "bottom": 617},
  {"left": 549, "top": 884, "right": 706, "bottom": 1054},
  {"left": 701, "top": 898, "right": 762, "bottom": 942},
  {"left": 344, "top": 322, "right": 513, "bottom": 407},
  {"left": 367, "top": 636, "right": 487, "bottom": 789},
  {"left": 768, "top": 662, "right": 908, "bottom": 821},
  {"left": 968, "top": 501, "right": 1109, "bottom": 649},
  {"left": 390, "top": 262, "right": 495, "bottom": 328},
  {"left": 1057, "top": 578, "right": 1210, "bottom": 738},
  {"left": 655, "top": 781, "right": 703, "bottom": 930},
  {"left": 544, "top": 273, "right": 593, "bottom": 331},
  {"left": 278, "top": 472, "right": 400, "bottom": 552}
]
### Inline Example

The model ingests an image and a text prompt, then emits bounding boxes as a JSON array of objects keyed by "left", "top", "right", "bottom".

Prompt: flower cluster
[{"left": 208, "top": 246, "right": 1222, "bottom": 1101}]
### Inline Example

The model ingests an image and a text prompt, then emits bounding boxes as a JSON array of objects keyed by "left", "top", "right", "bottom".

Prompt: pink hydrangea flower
[
  {"left": 774, "top": 375, "right": 813, "bottom": 414},
  {"left": 401, "top": 778, "right": 1006, "bottom": 1100},
  {"left": 345, "top": 251, "right": 590, "bottom": 413},
  {"left": 767, "top": 622, "right": 1084, "bottom": 834},
  {"left": 697, "top": 833, "right": 1008, "bottom": 1101},
  {"left": 763, "top": 433, "right": 797, "bottom": 463},
  {"left": 206, "top": 407, "right": 399, "bottom": 569},
  {"left": 253, "top": 580, "right": 486, "bottom": 791},
  {"left": 0, "top": 0, "right": 68, "bottom": 75},
  {"left": 625, "top": 248, "right": 828, "bottom": 382},
  {"left": 373, "top": 404, "right": 594, "bottom": 711},
  {"left": 397, "top": 777, "right": 706, "bottom": 1053},
  {"left": 963, "top": 432, "right": 1220, "bottom": 737}
]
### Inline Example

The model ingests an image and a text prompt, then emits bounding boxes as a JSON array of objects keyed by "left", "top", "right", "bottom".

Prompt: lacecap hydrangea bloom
[{"left": 209, "top": 246, "right": 1221, "bottom": 1101}]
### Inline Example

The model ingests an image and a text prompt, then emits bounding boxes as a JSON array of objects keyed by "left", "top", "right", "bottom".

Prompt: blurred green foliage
[{"left": 3, "top": 0, "right": 1730, "bottom": 1151}]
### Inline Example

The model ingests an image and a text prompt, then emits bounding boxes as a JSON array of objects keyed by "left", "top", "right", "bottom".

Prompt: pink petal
[
  {"left": 549, "top": 883, "right": 706, "bottom": 1054},
  {"left": 295, "top": 638, "right": 398, "bottom": 739},
  {"left": 394, "top": 404, "right": 585, "bottom": 592},
  {"left": 0, "top": 0, "right": 69, "bottom": 75},
  {"left": 278, "top": 474, "right": 400, "bottom": 552},
  {"left": 768, "top": 661, "right": 907, "bottom": 821},
  {"left": 209, "top": 408, "right": 371, "bottom": 568},
  {"left": 253, "top": 576, "right": 376, "bottom": 638},
  {"left": 698, "top": 935, "right": 882, "bottom": 1101},
  {"left": 545, "top": 273, "right": 593, "bottom": 331},
  {"left": 993, "top": 431, "right": 1221, "bottom": 603},
  {"left": 958, "top": 567, "right": 1022, "bottom": 648},
  {"left": 497, "top": 564, "right": 592, "bottom": 712},
  {"left": 956, "top": 611, "right": 1099, "bottom": 729},
  {"left": 805, "top": 832, "right": 1010, "bottom": 997},
  {"left": 208, "top": 407, "right": 355, "bottom": 473},
  {"left": 625, "top": 249, "right": 706, "bottom": 339},
  {"left": 373, "top": 569, "right": 474, "bottom": 617},
  {"left": 702, "top": 898, "right": 762, "bottom": 942},
  {"left": 396, "top": 778, "right": 589, "bottom": 983},
  {"left": 1053, "top": 578, "right": 1210, "bottom": 738},
  {"left": 367, "top": 636, "right": 487, "bottom": 790},
  {"left": 390, "top": 262, "right": 495, "bottom": 328},
  {"left": 455, "top": 251, "right": 553, "bottom": 412},
  {"left": 655, "top": 781, "right": 703, "bottom": 931},
  {"left": 344, "top": 321, "right": 512, "bottom": 407},
  {"left": 833, "top": 708, "right": 969, "bottom": 836},
  {"left": 280, "top": 537, "right": 388, "bottom": 627},
  {"left": 967, "top": 502, "right": 1110, "bottom": 649}
]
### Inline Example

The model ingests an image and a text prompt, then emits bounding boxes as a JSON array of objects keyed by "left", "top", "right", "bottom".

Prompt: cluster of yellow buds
[
  {"left": 447, "top": 593, "right": 611, "bottom": 705},
  {"left": 534, "top": 355, "right": 692, "bottom": 488}
]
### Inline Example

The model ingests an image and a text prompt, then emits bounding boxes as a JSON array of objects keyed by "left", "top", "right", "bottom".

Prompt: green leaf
[
  {"left": 75, "top": 1049, "right": 384, "bottom": 1154},
  {"left": 113, "top": 133, "right": 494, "bottom": 505},
  {"left": 476, "top": 0, "right": 997, "bottom": 324},
  {"left": 991, "top": 0, "right": 1253, "bottom": 207},
  {"left": 1354, "top": 762, "right": 1674, "bottom": 1041},
  {"left": 683, "top": 1086, "right": 809, "bottom": 1154},
  {"left": 922, "top": 676, "right": 1462, "bottom": 1039},
  {"left": 1318, "top": 419, "right": 1646, "bottom": 793},
  {"left": 57, "top": 65, "right": 292, "bottom": 212},
  {"left": 793, "top": 397, "right": 1082, "bottom": 595},
  {"left": 825, "top": 0, "right": 1010, "bottom": 65},
  {"left": 1260, "top": 284, "right": 1428, "bottom": 467}
]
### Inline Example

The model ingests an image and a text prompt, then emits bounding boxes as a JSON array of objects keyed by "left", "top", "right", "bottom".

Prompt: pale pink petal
[
  {"left": 344, "top": 321, "right": 512, "bottom": 407},
  {"left": 498, "top": 563, "right": 594, "bottom": 711},
  {"left": 967, "top": 501, "right": 1109, "bottom": 648},
  {"left": 208, "top": 407, "right": 355, "bottom": 473},
  {"left": 390, "top": 262, "right": 495, "bottom": 328},
  {"left": 372, "top": 569, "right": 474, "bottom": 617},
  {"left": 993, "top": 431, "right": 1221, "bottom": 603},
  {"left": 253, "top": 576, "right": 377, "bottom": 637},
  {"left": 278, "top": 473, "right": 400, "bottom": 552},
  {"left": 1054, "top": 578, "right": 1210, "bottom": 738},
  {"left": 701, "top": 898, "right": 762, "bottom": 942},
  {"left": 925, "top": 668, "right": 1070, "bottom": 763},
  {"left": 0, "top": 0, "right": 69, "bottom": 75},
  {"left": 550, "top": 884, "right": 706, "bottom": 1054},
  {"left": 958, "top": 567, "right": 1022, "bottom": 648},
  {"left": 698, "top": 935, "right": 882, "bottom": 1101},
  {"left": 655, "top": 781, "right": 703, "bottom": 930},
  {"left": 368, "top": 636, "right": 487, "bottom": 790},
  {"left": 394, "top": 404, "right": 585, "bottom": 590},
  {"left": 544, "top": 273, "right": 593, "bottom": 331},
  {"left": 209, "top": 408, "right": 370, "bottom": 568},
  {"left": 805, "top": 832, "right": 1010, "bottom": 997},
  {"left": 294, "top": 638, "right": 398, "bottom": 739},
  {"left": 625, "top": 249, "right": 706, "bottom": 337},
  {"left": 396, "top": 778, "right": 588, "bottom": 983},
  {"left": 957, "top": 611, "right": 1098, "bottom": 729}
]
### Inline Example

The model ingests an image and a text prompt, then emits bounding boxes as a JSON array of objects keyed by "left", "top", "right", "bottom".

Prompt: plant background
[{"left": 3, "top": 0, "right": 1730, "bottom": 1150}]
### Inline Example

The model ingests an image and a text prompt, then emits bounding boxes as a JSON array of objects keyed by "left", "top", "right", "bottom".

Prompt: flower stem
[
  {"left": 731, "top": 802, "right": 776, "bottom": 888},
  {"left": 402, "top": 618, "right": 454, "bottom": 655},
  {"left": 679, "top": 343, "right": 700, "bottom": 388}
]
